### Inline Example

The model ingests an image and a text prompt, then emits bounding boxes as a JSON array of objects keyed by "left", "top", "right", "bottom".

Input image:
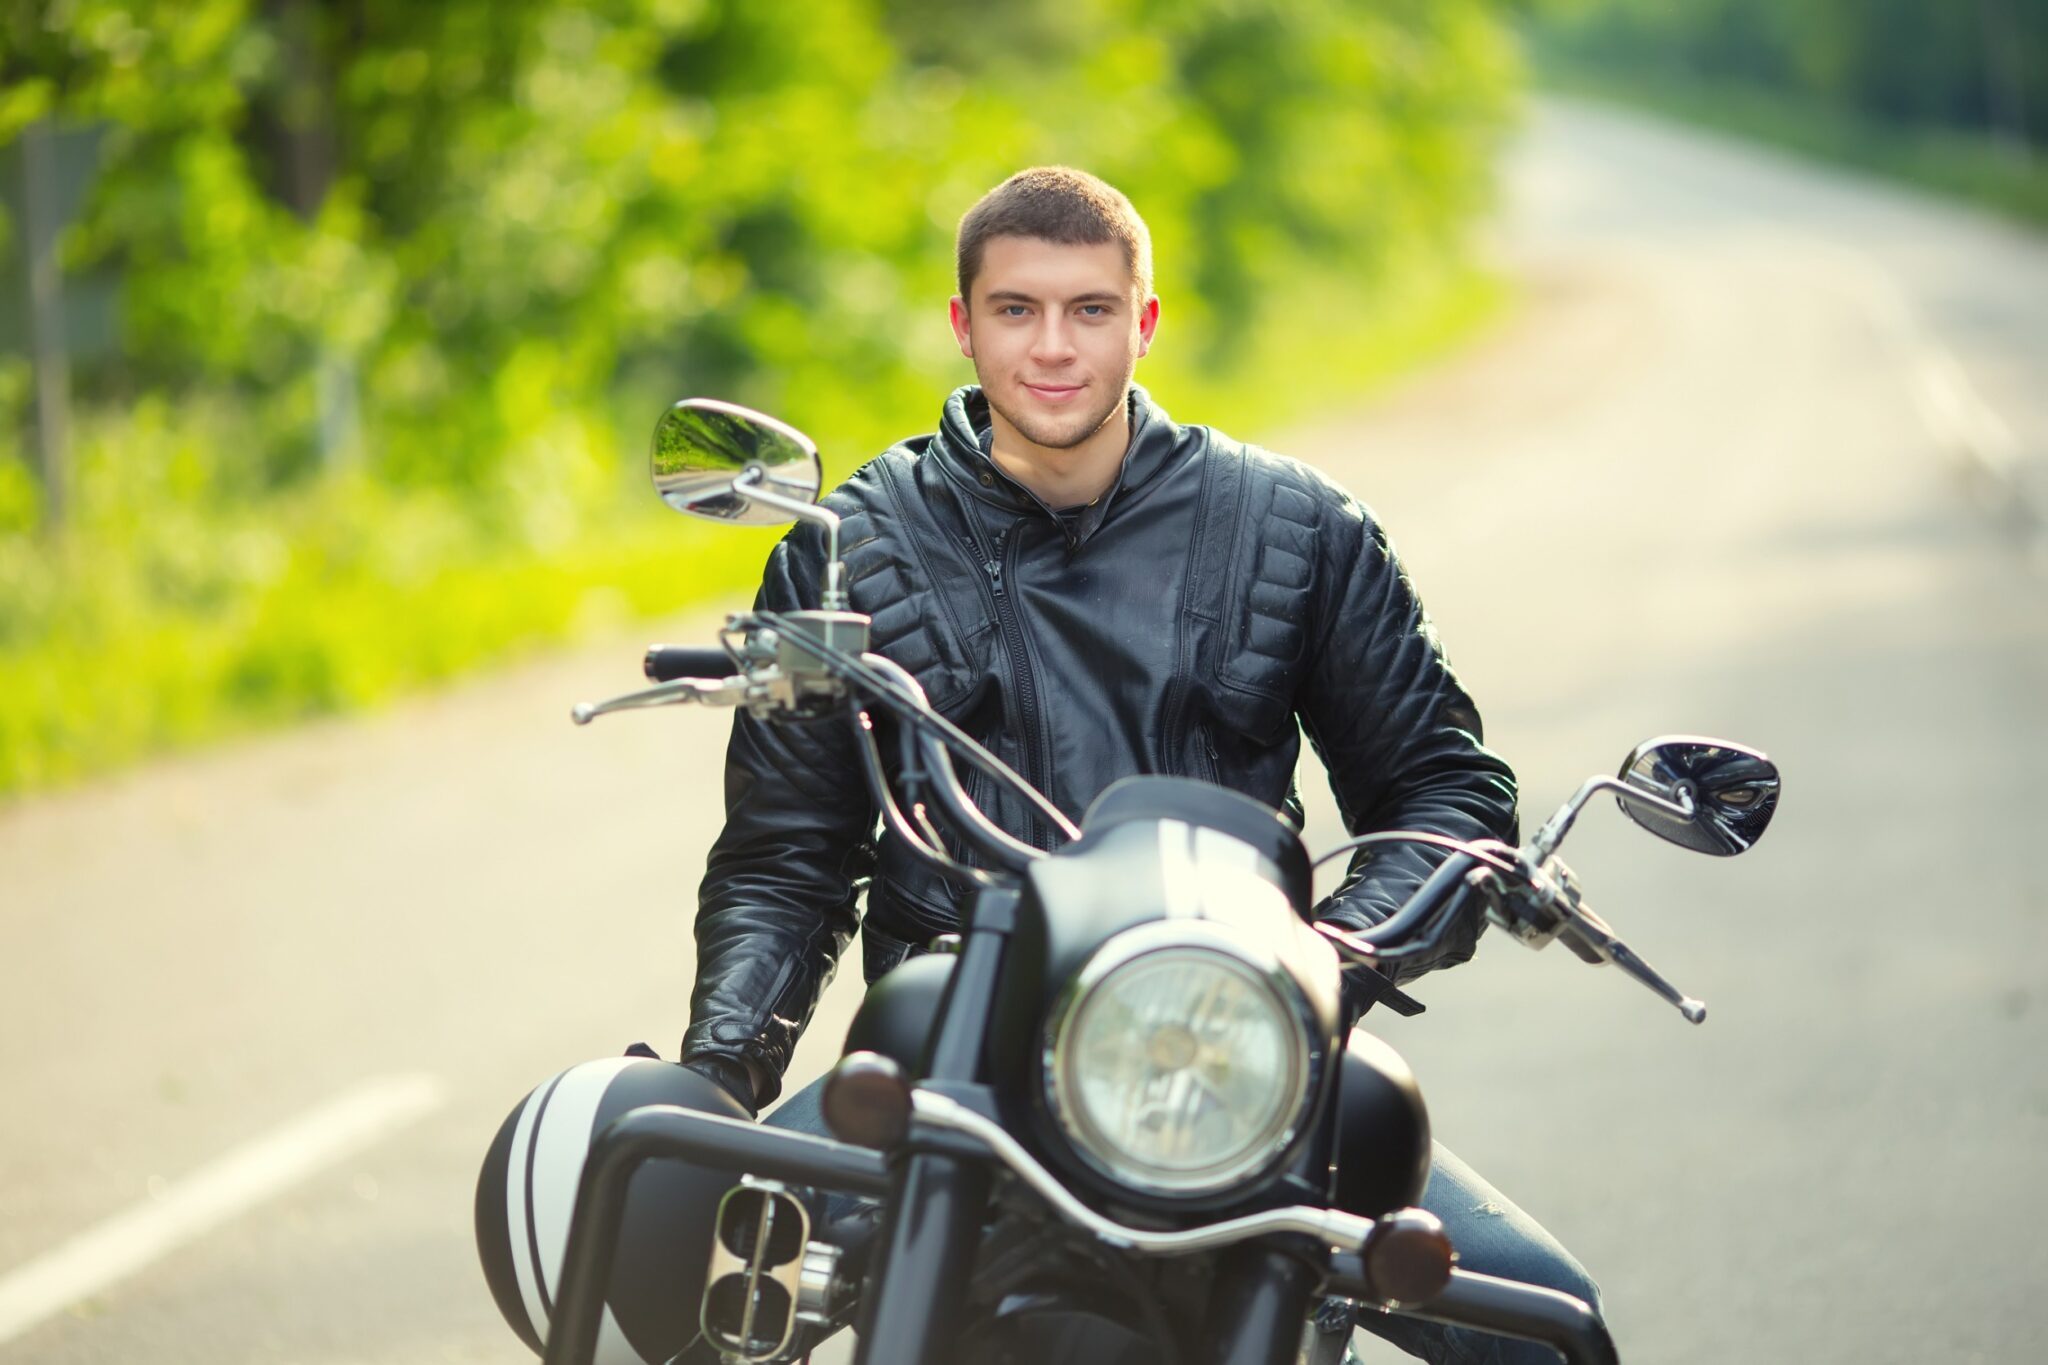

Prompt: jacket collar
[{"left": 929, "top": 384, "right": 1185, "bottom": 549}]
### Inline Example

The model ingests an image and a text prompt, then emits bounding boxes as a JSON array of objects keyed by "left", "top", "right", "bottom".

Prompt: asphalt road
[{"left": 3, "top": 99, "right": 2043, "bottom": 1364}]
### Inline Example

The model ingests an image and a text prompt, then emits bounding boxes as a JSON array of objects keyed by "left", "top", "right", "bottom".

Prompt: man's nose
[{"left": 1030, "top": 317, "right": 1077, "bottom": 364}]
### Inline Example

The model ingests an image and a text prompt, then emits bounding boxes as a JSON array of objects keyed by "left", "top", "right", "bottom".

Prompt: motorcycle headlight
[{"left": 1045, "top": 926, "right": 1313, "bottom": 1197}]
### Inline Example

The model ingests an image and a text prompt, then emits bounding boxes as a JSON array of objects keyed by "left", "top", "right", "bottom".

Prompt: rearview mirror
[
  {"left": 1617, "top": 737, "right": 1780, "bottom": 856},
  {"left": 651, "top": 398, "right": 822, "bottom": 525}
]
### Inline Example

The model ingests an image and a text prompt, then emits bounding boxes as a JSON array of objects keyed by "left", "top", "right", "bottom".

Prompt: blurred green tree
[
  {"left": 0, "top": 0, "right": 1523, "bottom": 794},
  {"left": 1537, "top": 0, "right": 2041, "bottom": 151}
]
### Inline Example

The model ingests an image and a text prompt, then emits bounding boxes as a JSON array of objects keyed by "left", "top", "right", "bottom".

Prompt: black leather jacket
[{"left": 684, "top": 385, "right": 1517, "bottom": 1107}]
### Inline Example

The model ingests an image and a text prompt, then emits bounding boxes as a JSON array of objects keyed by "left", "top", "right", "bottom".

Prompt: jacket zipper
[
  {"left": 965, "top": 525, "right": 1054, "bottom": 848},
  {"left": 1190, "top": 721, "right": 1219, "bottom": 784}
]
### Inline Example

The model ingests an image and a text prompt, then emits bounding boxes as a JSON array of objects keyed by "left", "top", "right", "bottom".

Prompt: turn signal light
[
  {"left": 1363, "top": 1207, "right": 1456, "bottom": 1306},
  {"left": 822, "top": 1051, "right": 913, "bottom": 1149}
]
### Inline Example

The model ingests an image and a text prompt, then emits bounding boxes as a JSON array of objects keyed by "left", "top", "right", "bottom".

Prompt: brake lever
[{"left": 571, "top": 675, "right": 748, "bottom": 725}]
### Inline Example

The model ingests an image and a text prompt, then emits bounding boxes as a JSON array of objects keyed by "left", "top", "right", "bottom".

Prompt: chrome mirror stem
[
  {"left": 735, "top": 471, "right": 849, "bottom": 610},
  {"left": 1528, "top": 775, "right": 1695, "bottom": 862}
]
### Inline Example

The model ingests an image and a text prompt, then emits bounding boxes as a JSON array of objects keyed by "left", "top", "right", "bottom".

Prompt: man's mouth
[{"left": 1022, "top": 382, "right": 1084, "bottom": 403}]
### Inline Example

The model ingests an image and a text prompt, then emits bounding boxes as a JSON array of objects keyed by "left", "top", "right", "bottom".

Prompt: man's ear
[
  {"left": 1135, "top": 296, "right": 1160, "bottom": 359},
  {"left": 949, "top": 296, "right": 973, "bottom": 359}
]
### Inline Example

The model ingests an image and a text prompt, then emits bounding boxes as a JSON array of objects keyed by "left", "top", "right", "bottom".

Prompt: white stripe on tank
[{"left": 515, "top": 1057, "right": 645, "bottom": 1363}]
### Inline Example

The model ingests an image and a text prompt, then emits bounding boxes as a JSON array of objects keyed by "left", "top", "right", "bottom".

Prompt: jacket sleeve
[
  {"left": 681, "top": 525, "right": 878, "bottom": 1109},
  {"left": 1295, "top": 492, "right": 1517, "bottom": 989}
]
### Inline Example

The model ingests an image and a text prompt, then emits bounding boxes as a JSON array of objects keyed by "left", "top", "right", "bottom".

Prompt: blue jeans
[
  {"left": 1350, "top": 1143, "right": 1604, "bottom": 1365},
  {"left": 763, "top": 1077, "right": 1603, "bottom": 1365}
]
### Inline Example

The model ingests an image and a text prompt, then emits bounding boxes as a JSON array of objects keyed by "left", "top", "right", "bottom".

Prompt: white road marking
[
  {"left": 1795, "top": 237, "right": 2042, "bottom": 566},
  {"left": 0, "top": 1072, "right": 446, "bottom": 1347},
  {"left": 1812, "top": 241, "right": 2024, "bottom": 483}
]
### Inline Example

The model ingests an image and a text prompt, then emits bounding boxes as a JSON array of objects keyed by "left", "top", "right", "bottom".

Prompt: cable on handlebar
[
  {"left": 753, "top": 610, "right": 1082, "bottom": 844},
  {"left": 1311, "top": 835, "right": 1521, "bottom": 962},
  {"left": 862, "top": 654, "right": 1047, "bottom": 872},
  {"left": 851, "top": 705, "right": 991, "bottom": 890},
  {"left": 1309, "top": 830, "right": 1519, "bottom": 873},
  {"left": 891, "top": 710, "right": 979, "bottom": 863},
  {"left": 1370, "top": 876, "right": 1486, "bottom": 963}
]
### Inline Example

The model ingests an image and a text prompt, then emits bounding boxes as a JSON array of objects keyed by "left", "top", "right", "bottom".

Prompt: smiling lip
[{"left": 1023, "top": 382, "right": 1084, "bottom": 402}]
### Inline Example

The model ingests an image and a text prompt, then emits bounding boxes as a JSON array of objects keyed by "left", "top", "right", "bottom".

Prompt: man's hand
[{"left": 1314, "top": 923, "right": 1429, "bottom": 1021}]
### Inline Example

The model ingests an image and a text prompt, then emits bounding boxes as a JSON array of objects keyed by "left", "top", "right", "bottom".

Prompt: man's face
[{"left": 949, "top": 236, "right": 1159, "bottom": 453}]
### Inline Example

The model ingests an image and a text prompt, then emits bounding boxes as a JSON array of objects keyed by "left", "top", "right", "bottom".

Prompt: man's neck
[{"left": 988, "top": 397, "right": 1132, "bottom": 508}]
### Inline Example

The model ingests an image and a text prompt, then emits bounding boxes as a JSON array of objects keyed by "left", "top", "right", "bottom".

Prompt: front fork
[
  {"left": 849, "top": 1152, "right": 992, "bottom": 1363},
  {"left": 848, "top": 883, "right": 1016, "bottom": 1365},
  {"left": 1210, "top": 1244, "right": 1324, "bottom": 1365}
]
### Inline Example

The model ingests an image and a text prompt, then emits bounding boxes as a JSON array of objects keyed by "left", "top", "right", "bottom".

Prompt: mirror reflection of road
[{"left": 3, "top": 99, "right": 2043, "bottom": 1363}]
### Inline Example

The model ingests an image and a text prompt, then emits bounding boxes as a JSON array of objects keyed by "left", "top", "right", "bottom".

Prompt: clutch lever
[{"left": 571, "top": 675, "right": 748, "bottom": 725}]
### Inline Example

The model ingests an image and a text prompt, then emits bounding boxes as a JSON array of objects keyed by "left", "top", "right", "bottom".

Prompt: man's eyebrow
[{"left": 981, "top": 289, "right": 1125, "bottom": 307}]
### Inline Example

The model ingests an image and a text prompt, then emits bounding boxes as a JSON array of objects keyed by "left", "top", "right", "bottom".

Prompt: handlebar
[
  {"left": 643, "top": 644, "right": 740, "bottom": 682},
  {"left": 587, "top": 614, "right": 1711, "bottom": 1024}
]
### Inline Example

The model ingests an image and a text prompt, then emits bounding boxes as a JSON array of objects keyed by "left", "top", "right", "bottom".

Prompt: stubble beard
[{"left": 980, "top": 371, "right": 1130, "bottom": 453}]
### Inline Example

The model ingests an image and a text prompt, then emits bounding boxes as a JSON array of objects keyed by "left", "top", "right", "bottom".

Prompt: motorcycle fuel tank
[{"left": 475, "top": 1058, "right": 751, "bottom": 1364}]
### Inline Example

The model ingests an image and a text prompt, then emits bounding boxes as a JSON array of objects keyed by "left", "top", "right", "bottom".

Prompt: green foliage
[
  {"left": 1530, "top": 0, "right": 2048, "bottom": 227},
  {"left": 0, "top": 395, "right": 779, "bottom": 792},
  {"left": 1545, "top": 64, "right": 2048, "bottom": 229},
  {"left": 1533, "top": 0, "right": 2045, "bottom": 149},
  {"left": 0, "top": 0, "right": 1525, "bottom": 798}
]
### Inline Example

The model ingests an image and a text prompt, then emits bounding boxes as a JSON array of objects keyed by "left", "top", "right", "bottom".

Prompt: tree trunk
[
  {"left": 1980, "top": 0, "right": 2032, "bottom": 159},
  {"left": 20, "top": 119, "right": 71, "bottom": 536}
]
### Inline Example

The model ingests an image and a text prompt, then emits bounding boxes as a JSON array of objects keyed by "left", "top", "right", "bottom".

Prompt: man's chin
[
  {"left": 996, "top": 392, "right": 1122, "bottom": 452},
  {"left": 1012, "top": 419, "right": 1095, "bottom": 451}
]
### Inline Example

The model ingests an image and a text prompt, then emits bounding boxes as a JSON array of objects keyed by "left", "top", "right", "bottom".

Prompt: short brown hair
[{"left": 955, "top": 166, "right": 1153, "bottom": 304}]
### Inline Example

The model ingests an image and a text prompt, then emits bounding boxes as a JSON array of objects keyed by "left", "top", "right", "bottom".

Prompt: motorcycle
[{"left": 474, "top": 398, "right": 1783, "bottom": 1365}]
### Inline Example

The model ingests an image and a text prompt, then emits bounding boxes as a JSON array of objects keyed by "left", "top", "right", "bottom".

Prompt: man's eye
[
  {"left": 1079, "top": 305, "right": 1108, "bottom": 317},
  {"left": 1001, "top": 305, "right": 1029, "bottom": 317}
]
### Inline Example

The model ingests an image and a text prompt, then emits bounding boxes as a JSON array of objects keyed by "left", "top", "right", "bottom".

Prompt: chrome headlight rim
[{"left": 1042, "top": 920, "right": 1319, "bottom": 1199}]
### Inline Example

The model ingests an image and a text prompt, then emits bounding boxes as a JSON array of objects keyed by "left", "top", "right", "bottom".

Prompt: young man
[{"left": 682, "top": 167, "right": 1599, "bottom": 1363}]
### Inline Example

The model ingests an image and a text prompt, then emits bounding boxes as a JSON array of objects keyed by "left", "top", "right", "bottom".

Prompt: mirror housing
[
  {"left": 650, "top": 397, "right": 849, "bottom": 610},
  {"left": 651, "top": 398, "right": 822, "bottom": 525},
  {"left": 1617, "top": 736, "right": 1780, "bottom": 856}
]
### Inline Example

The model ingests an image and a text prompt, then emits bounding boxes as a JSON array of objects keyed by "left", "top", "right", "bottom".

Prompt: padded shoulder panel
[
  {"left": 1215, "top": 446, "right": 1332, "bottom": 703},
  {"left": 822, "top": 451, "right": 975, "bottom": 709}
]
